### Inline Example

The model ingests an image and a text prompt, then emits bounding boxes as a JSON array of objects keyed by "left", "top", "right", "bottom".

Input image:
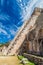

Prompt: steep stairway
[{"left": 3, "top": 11, "right": 40, "bottom": 55}]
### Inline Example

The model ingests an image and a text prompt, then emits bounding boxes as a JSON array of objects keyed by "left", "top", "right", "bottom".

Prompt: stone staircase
[{"left": 2, "top": 11, "right": 40, "bottom": 55}]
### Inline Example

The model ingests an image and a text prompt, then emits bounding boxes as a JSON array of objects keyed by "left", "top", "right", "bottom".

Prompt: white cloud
[
  {"left": 0, "top": 28, "right": 8, "bottom": 35},
  {"left": 36, "top": 0, "right": 43, "bottom": 8},
  {"left": 10, "top": 29, "right": 16, "bottom": 35}
]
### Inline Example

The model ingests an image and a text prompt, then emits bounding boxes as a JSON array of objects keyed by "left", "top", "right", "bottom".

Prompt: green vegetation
[
  {"left": 18, "top": 55, "right": 35, "bottom": 65},
  {"left": 0, "top": 42, "right": 10, "bottom": 47}
]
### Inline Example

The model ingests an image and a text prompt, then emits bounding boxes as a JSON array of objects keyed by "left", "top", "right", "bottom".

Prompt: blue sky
[{"left": 0, "top": 0, "right": 43, "bottom": 44}]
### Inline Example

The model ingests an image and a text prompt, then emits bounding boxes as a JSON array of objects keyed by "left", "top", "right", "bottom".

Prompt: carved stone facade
[{"left": 22, "top": 12, "right": 43, "bottom": 56}]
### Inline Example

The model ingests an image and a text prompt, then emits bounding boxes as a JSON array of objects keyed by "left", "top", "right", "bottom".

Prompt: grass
[
  {"left": 18, "top": 55, "right": 35, "bottom": 65},
  {"left": 0, "top": 55, "right": 35, "bottom": 65}
]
